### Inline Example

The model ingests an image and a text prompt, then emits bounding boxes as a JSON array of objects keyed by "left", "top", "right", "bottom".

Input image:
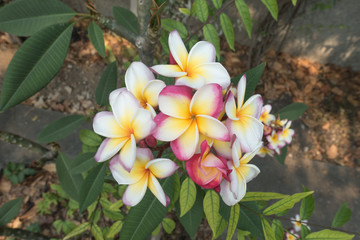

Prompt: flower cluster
[
  {"left": 92, "top": 30, "right": 264, "bottom": 207},
  {"left": 258, "top": 104, "right": 295, "bottom": 158}
]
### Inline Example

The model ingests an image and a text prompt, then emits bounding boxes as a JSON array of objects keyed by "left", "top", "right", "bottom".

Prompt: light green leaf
[
  {"left": 226, "top": 204, "right": 240, "bottom": 240},
  {"left": 152, "top": 224, "right": 161, "bottom": 236},
  {"left": 161, "top": 18, "right": 188, "bottom": 38},
  {"left": 180, "top": 177, "right": 197, "bottom": 217},
  {"left": 95, "top": 61, "right": 118, "bottom": 106},
  {"left": 301, "top": 225, "right": 311, "bottom": 239},
  {"left": 212, "top": 0, "right": 223, "bottom": 9},
  {"left": 263, "top": 191, "right": 314, "bottom": 216},
  {"left": 162, "top": 218, "right": 176, "bottom": 234},
  {"left": 214, "top": 216, "right": 228, "bottom": 239},
  {"left": 194, "top": 0, "right": 209, "bottom": 22},
  {"left": 64, "top": 222, "right": 90, "bottom": 240},
  {"left": 0, "top": 0, "right": 75, "bottom": 36},
  {"left": 291, "top": 0, "right": 298, "bottom": 6},
  {"left": 70, "top": 152, "right": 97, "bottom": 174},
  {"left": 261, "top": 217, "right": 276, "bottom": 240},
  {"left": 235, "top": 0, "right": 253, "bottom": 38},
  {"left": 271, "top": 219, "right": 284, "bottom": 240},
  {"left": 91, "top": 224, "right": 104, "bottom": 240},
  {"left": 0, "top": 23, "right": 74, "bottom": 112},
  {"left": 278, "top": 102, "right": 309, "bottom": 120},
  {"left": 79, "top": 129, "right": 102, "bottom": 147},
  {"left": 203, "top": 24, "right": 220, "bottom": 60},
  {"left": 237, "top": 229, "right": 251, "bottom": 240},
  {"left": 203, "top": 190, "right": 221, "bottom": 236},
  {"left": 305, "top": 229, "right": 354, "bottom": 240},
  {"left": 238, "top": 202, "right": 264, "bottom": 239},
  {"left": 56, "top": 152, "right": 83, "bottom": 201},
  {"left": 37, "top": 115, "right": 85, "bottom": 143},
  {"left": 179, "top": 8, "right": 191, "bottom": 16},
  {"left": 103, "top": 208, "right": 124, "bottom": 221},
  {"left": 113, "top": 6, "right": 138, "bottom": 34},
  {"left": 79, "top": 163, "right": 106, "bottom": 212},
  {"left": 106, "top": 221, "right": 123, "bottom": 239},
  {"left": 261, "top": 0, "right": 278, "bottom": 20},
  {"left": 88, "top": 21, "right": 105, "bottom": 57},
  {"left": 331, "top": 202, "right": 352, "bottom": 228},
  {"left": 274, "top": 145, "right": 287, "bottom": 164},
  {"left": 0, "top": 198, "right": 23, "bottom": 227},
  {"left": 109, "top": 200, "right": 124, "bottom": 211},
  {"left": 300, "top": 186, "right": 315, "bottom": 220},
  {"left": 53, "top": 220, "right": 63, "bottom": 234},
  {"left": 241, "top": 192, "right": 289, "bottom": 202},
  {"left": 220, "top": 13, "right": 235, "bottom": 51}
]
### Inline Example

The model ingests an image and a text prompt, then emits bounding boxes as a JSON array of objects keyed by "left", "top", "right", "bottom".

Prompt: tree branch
[
  {"left": 0, "top": 227, "right": 51, "bottom": 240},
  {"left": 137, "top": 0, "right": 151, "bottom": 36}
]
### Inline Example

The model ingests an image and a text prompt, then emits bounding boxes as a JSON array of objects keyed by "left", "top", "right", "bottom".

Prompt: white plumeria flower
[
  {"left": 266, "top": 130, "right": 285, "bottom": 151},
  {"left": 93, "top": 89, "right": 156, "bottom": 172},
  {"left": 279, "top": 120, "right": 295, "bottom": 144},
  {"left": 125, "top": 62, "right": 166, "bottom": 117},
  {"left": 285, "top": 230, "right": 300, "bottom": 240},
  {"left": 259, "top": 104, "right": 275, "bottom": 125},
  {"left": 257, "top": 146, "right": 275, "bottom": 157},
  {"left": 151, "top": 30, "right": 230, "bottom": 90},
  {"left": 291, "top": 214, "right": 310, "bottom": 232},
  {"left": 220, "top": 138, "right": 262, "bottom": 206},
  {"left": 110, "top": 148, "right": 178, "bottom": 207},
  {"left": 225, "top": 75, "right": 264, "bottom": 152}
]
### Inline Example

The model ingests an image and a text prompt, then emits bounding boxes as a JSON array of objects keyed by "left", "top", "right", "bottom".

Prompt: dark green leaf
[
  {"left": 95, "top": 61, "right": 118, "bottom": 106},
  {"left": 212, "top": 0, "right": 223, "bottom": 9},
  {"left": 305, "top": 229, "right": 354, "bottom": 240},
  {"left": 113, "top": 6, "right": 138, "bottom": 34},
  {"left": 220, "top": 13, "right": 235, "bottom": 51},
  {"left": 161, "top": 18, "right": 188, "bottom": 38},
  {"left": 56, "top": 152, "right": 83, "bottom": 201},
  {"left": 0, "top": 0, "right": 75, "bottom": 36},
  {"left": 331, "top": 202, "right": 352, "bottom": 228},
  {"left": 235, "top": 0, "right": 253, "bottom": 38},
  {"left": 180, "top": 177, "right": 197, "bottom": 217},
  {"left": 300, "top": 186, "right": 315, "bottom": 220},
  {"left": 79, "top": 129, "right": 102, "bottom": 147},
  {"left": 244, "top": 62, "right": 266, "bottom": 101},
  {"left": 0, "top": 198, "right": 23, "bottom": 226},
  {"left": 0, "top": 23, "right": 74, "bottom": 112},
  {"left": 261, "top": 0, "right": 278, "bottom": 20},
  {"left": 194, "top": 0, "right": 209, "bottom": 22},
  {"left": 203, "top": 24, "right": 220, "bottom": 60},
  {"left": 271, "top": 219, "right": 284, "bottom": 240},
  {"left": 261, "top": 217, "right": 276, "bottom": 240},
  {"left": 88, "top": 21, "right": 105, "bottom": 57},
  {"left": 160, "top": 30, "right": 170, "bottom": 55},
  {"left": 274, "top": 145, "right": 287, "bottom": 164},
  {"left": 238, "top": 202, "right": 264, "bottom": 239},
  {"left": 71, "top": 152, "right": 97, "bottom": 174},
  {"left": 37, "top": 115, "right": 85, "bottom": 143},
  {"left": 278, "top": 103, "right": 309, "bottom": 120},
  {"left": 22, "top": 168, "right": 37, "bottom": 176},
  {"left": 301, "top": 225, "right": 311, "bottom": 239}
]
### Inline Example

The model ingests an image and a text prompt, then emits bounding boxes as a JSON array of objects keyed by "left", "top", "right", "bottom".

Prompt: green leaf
[
  {"left": 109, "top": 200, "right": 124, "bottom": 211},
  {"left": 194, "top": 0, "right": 209, "bottom": 23},
  {"left": 331, "top": 202, "right": 352, "bottom": 228},
  {"left": 152, "top": 224, "right": 161, "bottom": 236},
  {"left": 212, "top": 0, "right": 223, "bottom": 9},
  {"left": 238, "top": 202, "right": 264, "bottom": 239},
  {"left": 0, "top": 0, "right": 75, "bottom": 36},
  {"left": 79, "top": 163, "right": 106, "bottom": 212},
  {"left": 95, "top": 61, "right": 118, "bottom": 106},
  {"left": 274, "top": 145, "right": 287, "bottom": 164},
  {"left": 261, "top": 217, "right": 276, "bottom": 240},
  {"left": 56, "top": 152, "right": 83, "bottom": 201},
  {"left": 241, "top": 192, "right": 289, "bottom": 202},
  {"left": 162, "top": 218, "right": 176, "bottom": 234},
  {"left": 271, "top": 219, "right": 284, "bottom": 240},
  {"left": 235, "top": 0, "right": 252, "bottom": 38},
  {"left": 88, "top": 21, "right": 105, "bottom": 58},
  {"left": 37, "top": 115, "right": 86, "bottom": 143},
  {"left": 263, "top": 191, "right": 314, "bottom": 216},
  {"left": 220, "top": 13, "right": 235, "bottom": 51},
  {"left": 244, "top": 62, "right": 266, "bottom": 101},
  {"left": 91, "top": 224, "right": 104, "bottom": 240},
  {"left": 179, "top": 8, "right": 191, "bottom": 16},
  {"left": 161, "top": 18, "right": 188, "bottom": 38},
  {"left": 261, "top": 0, "right": 278, "bottom": 20},
  {"left": 160, "top": 30, "right": 170, "bottom": 54},
  {"left": 203, "top": 24, "right": 220, "bottom": 60},
  {"left": 0, "top": 23, "right": 74, "bottom": 112},
  {"left": 278, "top": 103, "right": 309, "bottom": 120},
  {"left": 70, "top": 152, "right": 97, "bottom": 174},
  {"left": 237, "top": 229, "right": 251, "bottom": 240},
  {"left": 106, "top": 221, "right": 123, "bottom": 239},
  {"left": 113, "top": 6, "right": 138, "bottom": 34},
  {"left": 62, "top": 220, "right": 76, "bottom": 234},
  {"left": 305, "top": 229, "right": 354, "bottom": 240},
  {"left": 120, "top": 175, "right": 174, "bottom": 240},
  {"left": 64, "top": 222, "right": 90, "bottom": 240},
  {"left": 214, "top": 216, "right": 228, "bottom": 239},
  {"left": 226, "top": 204, "right": 240, "bottom": 240},
  {"left": 203, "top": 190, "right": 221, "bottom": 236},
  {"left": 180, "top": 177, "right": 197, "bottom": 217},
  {"left": 79, "top": 129, "right": 102, "bottom": 147},
  {"left": 300, "top": 186, "right": 315, "bottom": 220},
  {"left": 291, "top": 0, "right": 298, "bottom": 6},
  {"left": 53, "top": 220, "right": 63, "bottom": 234},
  {"left": 301, "top": 225, "right": 311, "bottom": 239},
  {"left": 0, "top": 198, "right": 23, "bottom": 227}
]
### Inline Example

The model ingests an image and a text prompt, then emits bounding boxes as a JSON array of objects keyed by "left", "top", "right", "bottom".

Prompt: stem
[
  {"left": 0, "top": 227, "right": 51, "bottom": 240},
  {"left": 155, "top": 143, "right": 170, "bottom": 158}
]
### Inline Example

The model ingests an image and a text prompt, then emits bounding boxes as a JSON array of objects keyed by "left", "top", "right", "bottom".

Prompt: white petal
[
  {"left": 225, "top": 92, "right": 239, "bottom": 121},
  {"left": 125, "top": 62, "right": 154, "bottom": 101},
  {"left": 109, "top": 155, "right": 146, "bottom": 184},
  {"left": 191, "top": 63, "right": 230, "bottom": 89},
  {"left": 109, "top": 88, "right": 127, "bottom": 107},
  {"left": 239, "top": 164, "right": 260, "bottom": 183},
  {"left": 187, "top": 41, "right": 215, "bottom": 68},
  {"left": 131, "top": 108, "right": 156, "bottom": 140},
  {"left": 151, "top": 64, "right": 187, "bottom": 77},
  {"left": 232, "top": 137, "right": 242, "bottom": 168},
  {"left": 112, "top": 90, "right": 141, "bottom": 128},
  {"left": 122, "top": 173, "right": 148, "bottom": 206},
  {"left": 236, "top": 75, "right": 246, "bottom": 108},
  {"left": 94, "top": 137, "right": 128, "bottom": 162},
  {"left": 118, "top": 134, "right": 137, "bottom": 172},
  {"left": 148, "top": 173, "right": 168, "bottom": 206},
  {"left": 146, "top": 158, "right": 179, "bottom": 178},
  {"left": 168, "top": 30, "right": 188, "bottom": 70},
  {"left": 143, "top": 80, "right": 166, "bottom": 107},
  {"left": 93, "top": 111, "right": 129, "bottom": 138}
]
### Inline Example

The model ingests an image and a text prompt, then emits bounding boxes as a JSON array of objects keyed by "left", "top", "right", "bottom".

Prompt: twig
[{"left": 0, "top": 227, "right": 51, "bottom": 240}]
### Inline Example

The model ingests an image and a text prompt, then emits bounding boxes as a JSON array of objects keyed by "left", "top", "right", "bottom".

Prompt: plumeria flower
[
  {"left": 266, "top": 130, "right": 285, "bottom": 153},
  {"left": 285, "top": 230, "right": 300, "bottom": 240},
  {"left": 291, "top": 214, "right": 310, "bottom": 232},
  {"left": 153, "top": 83, "right": 230, "bottom": 161},
  {"left": 93, "top": 89, "right": 156, "bottom": 171},
  {"left": 257, "top": 146, "right": 275, "bottom": 157},
  {"left": 220, "top": 138, "right": 262, "bottom": 206},
  {"left": 186, "top": 141, "right": 228, "bottom": 190},
  {"left": 151, "top": 30, "right": 230, "bottom": 90},
  {"left": 225, "top": 75, "right": 264, "bottom": 152},
  {"left": 259, "top": 104, "right": 275, "bottom": 124},
  {"left": 279, "top": 120, "right": 295, "bottom": 144},
  {"left": 110, "top": 148, "right": 178, "bottom": 207},
  {"left": 125, "top": 61, "right": 166, "bottom": 117}
]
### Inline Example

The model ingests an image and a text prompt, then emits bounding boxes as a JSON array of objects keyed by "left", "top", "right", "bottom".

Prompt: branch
[
  {"left": 137, "top": 0, "right": 151, "bottom": 36},
  {"left": 0, "top": 227, "right": 51, "bottom": 240}
]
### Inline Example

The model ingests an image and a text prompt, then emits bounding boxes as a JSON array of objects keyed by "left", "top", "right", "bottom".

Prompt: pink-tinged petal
[
  {"left": 187, "top": 41, "right": 215, "bottom": 68},
  {"left": 236, "top": 75, "right": 246, "bottom": 109},
  {"left": 202, "top": 153, "right": 227, "bottom": 174},
  {"left": 118, "top": 134, "right": 137, "bottom": 172},
  {"left": 125, "top": 62, "right": 154, "bottom": 101},
  {"left": 123, "top": 173, "right": 149, "bottom": 206},
  {"left": 109, "top": 88, "right": 127, "bottom": 107},
  {"left": 158, "top": 85, "right": 193, "bottom": 119},
  {"left": 109, "top": 155, "right": 146, "bottom": 184},
  {"left": 220, "top": 166, "right": 246, "bottom": 206},
  {"left": 150, "top": 64, "right": 187, "bottom": 77},
  {"left": 240, "top": 142, "right": 262, "bottom": 164},
  {"left": 196, "top": 115, "right": 230, "bottom": 141},
  {"left": 93, "top": 112, "right": 129, "bottom": 138},
  {"left": 146, "top": 158, "right": 179, "bottom": 178},
  {"left": 239, "top": 94, "right": 263, "bottom": 119},
  {"left": 135, "top": 147, "right": 153, "bottom": 163},
  {"left": 196, "top": 134, "right": 213, "bottom": 154},
  {"left": 148, "top": 173, "right": 168, "bottom": 206},
  {"left": 168, "top": 30, "right": 188, "bottom": 70},
  {"left": 226, "top": 115, "right": 263, "bottom": 152},
  {"left": 112, "top": 90, "right": 140, "bottom": 128},
  {"left": 190, "top": 83, "right": 223, "bottom": 117},
  {"left": 94, "top": 137, "right": 128, "bottom": 162},
  {"left": 175, "top": 74, "right": 206, "bottom": 89},
  {"left": 171, "top": 120, "right": 199, "bottom": 160},
  {"left": 143, "top": 80, "right": 166, "bottom": 107},
  {"left": 220, "top": 179, "right": 238, "bottom": 206},
  {"left": 153, "top": 113, "right": 192, "bottom": 141},
  {"left": 145, "top": 103, "right": 157, "bottom": 118},
  {"left": 213, "top": 139, "right": 232, "bottom": 159},
  {"left": 186, "top": 154, "right": 219, "bottom": 187},
  {"left": 191, "top": 63, "right": 230, "bottom": 89},
  {"left": 238, "top": 164, "right": 260, "bottom": 183},
  {"left": 262, "top": 104, "right": 272, "bottom": 114},
  {"left": 225, "top": 91, "right": 239, "bottom": 121},
  {"left": 232, "top": 137, "right": 242, "bottom": 168},
  {"left": 131, "top": 108, "right": 156, "bottom": 140}
]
